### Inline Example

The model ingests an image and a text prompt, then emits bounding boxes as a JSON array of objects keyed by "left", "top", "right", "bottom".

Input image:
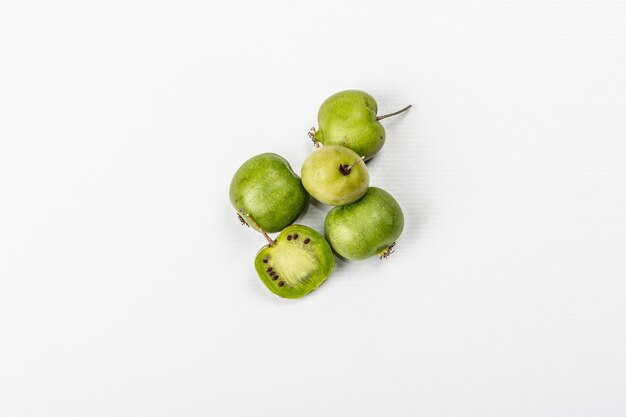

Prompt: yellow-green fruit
[
  {"left": 230, "top": 153, "right": 309, "bottom": 233},
  {"left": 301, "top": 145, "right": 369, "bottom": 206},
  {"left": 254, "top": 225, "right": 334, "bottom": 299},
  {"left": 313, "top": 90, "right": 410, "bottom": 160},
  {"left": 325, "top": 187, "right": 404, "bottom": 260}
]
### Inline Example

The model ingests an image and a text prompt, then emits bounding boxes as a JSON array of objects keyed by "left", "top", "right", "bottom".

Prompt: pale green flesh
[{"left": 267, "top": 244, "right": 316, "bottom": 287}]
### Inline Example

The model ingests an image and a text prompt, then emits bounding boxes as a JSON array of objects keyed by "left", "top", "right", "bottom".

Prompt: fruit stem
[
  {"left": 339, "top": 156, "right": 365, "bottom": 176},
  {"left": 379, "top": 242, "right": 396, "bottom": 259},
  {"left": 238, "top": 209, "right": 274, "bottom": 245},
  {"left": 376, "top": 104, "right": 412, "bottom": 121}
]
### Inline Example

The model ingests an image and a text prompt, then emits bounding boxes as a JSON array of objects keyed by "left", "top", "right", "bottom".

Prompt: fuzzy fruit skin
[
  {"left": 314, "top": 90, "right": 386, "bottom": 160},
  {"left": 301, "top": 145, "right": 369, "bottom": 206},
  {"left": 325, "top": 187, "right": 404, "bottom": 260},
  {"left": 230, "top": 153, "right": 309, "bottom": 233},
  {"left": 254, "top": 225, "right": 334, "bottom": 299}
]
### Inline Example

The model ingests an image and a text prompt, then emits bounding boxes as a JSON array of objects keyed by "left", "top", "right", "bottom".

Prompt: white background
[{"left": 1, "top": 0, "right": 625, "bottom": 416}]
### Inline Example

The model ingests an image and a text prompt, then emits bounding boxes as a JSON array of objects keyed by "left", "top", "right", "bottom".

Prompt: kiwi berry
[
  {"left": 230, "top": 153, "right": 309, "bottom": 233},
  {"left": 241, "top": 211, "right": 334, "bottom": 299},
  {"left": 309, "top": 90, "right": 411, "bottom": 160},
  {"left": 301, "top": 145, "right": 369, "bottom": 206},
  {"left": 324, "top": 187, "right": 404, "bottom": 260}
]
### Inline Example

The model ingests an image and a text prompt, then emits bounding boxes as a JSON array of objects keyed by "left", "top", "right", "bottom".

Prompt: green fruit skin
[
  {"left": 325, "top": 187, "right": 404, "bottom": 260},
  {"left": 230, "top": 153, "right": 309, "bottom": 233},
  {"left": 315, "top": 90, "right": 386, "bottom": 160},
  {"left": 301, "top": 145, "right": 369, "bottom": 206},
  {"left": 254, "top": 225, "right": 334, "bottom": 299}
]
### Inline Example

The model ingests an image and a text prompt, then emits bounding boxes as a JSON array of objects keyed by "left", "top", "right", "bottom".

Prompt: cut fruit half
[{"left": 254, "top": 225, "right": 334, "bottom": 299}]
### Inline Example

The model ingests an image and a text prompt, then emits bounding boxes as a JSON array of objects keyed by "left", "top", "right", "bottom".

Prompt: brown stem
[
  {"left": 379, "top": 242, "right": 396, "bottom": 259},
  {"left": 238, "top": 209, "right": 274, "bottom": 245},
  {"left": 307, "top": 127, "right": 320, "bottom": 148},
  {"left": 338, "top": 156, "right": 365, "bottom": 176},
  {"left": 376, "top": 104, "right": 412, "bottom": 121}
]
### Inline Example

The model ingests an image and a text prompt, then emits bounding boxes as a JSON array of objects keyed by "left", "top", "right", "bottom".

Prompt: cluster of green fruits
[{"left": 229, "top": 90, "right": 411, "bottom": 299}]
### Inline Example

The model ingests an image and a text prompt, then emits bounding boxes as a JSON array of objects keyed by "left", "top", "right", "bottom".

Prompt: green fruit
[
  {"left": 311, "top": 90, "right": 411, "bottom": 160},
  {"left": 230, "top": 153, "right": 309, "bottom": 233},
  {"left": 301, "top": 145, "right": 369, "bottom": 206},
  {"left": 253, "top": 224, "right": 334, "bottom": 299},
  {"left": 325, "top": 187, "right": 404, "bottom": 260}
]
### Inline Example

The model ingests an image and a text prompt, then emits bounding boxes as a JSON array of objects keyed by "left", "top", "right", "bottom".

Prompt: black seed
[
  {"left": 287, "top": 235, "right": 292, "bottom": 241},
  {"left": 266, "top": 267, "right": 273, "bottom": 272},
  {"left": 293, "top": 234, "right": 298, "bottom": 240},
  {"left": 262, "top": 259, "right": 268, "bottom": 263},
  {"left": 278, "top": 281, "right": 285, "bottom": 287},
  {"left": 272, "top": 275, "right": 278, "bottom": 281},
  {"left": 269, "top": 271, "right": 276, "bottom": 276},
  {"left": 303, "top": 238, "right": 310, "bottom": 244}
]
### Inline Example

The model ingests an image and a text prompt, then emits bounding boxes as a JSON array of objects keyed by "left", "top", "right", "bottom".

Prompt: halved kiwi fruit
[{"left": 253, "top": 224, "right": 334, "bottom": 299}]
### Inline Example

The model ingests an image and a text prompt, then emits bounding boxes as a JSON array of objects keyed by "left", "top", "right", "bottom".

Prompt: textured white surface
[{"left": 1, "top": 0, "right": 626, "bottom": 416}]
